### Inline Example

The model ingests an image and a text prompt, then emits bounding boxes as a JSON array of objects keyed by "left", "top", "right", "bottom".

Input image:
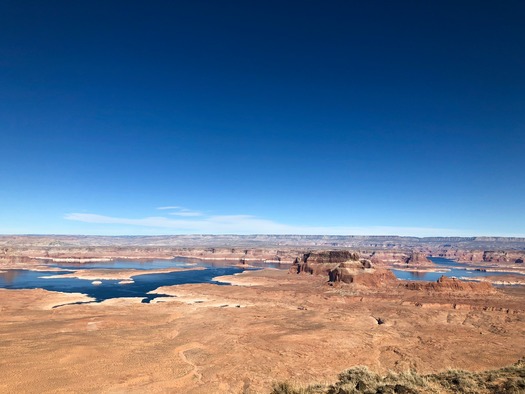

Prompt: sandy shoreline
[
  {"left": 464, "top": 275, "right": 525, "bottom": 286},
  {"left": 40, "top": 266, "right": 206, "bottom": 281},
  {"left": 0, "top": 288, "right": 95, "bottom": 309},
  {"left": 35, "top": 257, "right": 114, "bottom": 263}
]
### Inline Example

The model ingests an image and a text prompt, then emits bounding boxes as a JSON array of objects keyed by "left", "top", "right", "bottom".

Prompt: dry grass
[{"left": 271, "top": 358, "right": 525, "bottom": 394}]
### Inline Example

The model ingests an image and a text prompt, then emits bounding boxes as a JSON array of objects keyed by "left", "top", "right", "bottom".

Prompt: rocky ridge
[
  {"left": 400, "top": 275, "right": 496, "bottom": 293},
  {"left": 2, "top": 236, "right": 525, "bottom": 274},
  {"left": 290, "top": 251, "right": 398, "bottom": 286}
]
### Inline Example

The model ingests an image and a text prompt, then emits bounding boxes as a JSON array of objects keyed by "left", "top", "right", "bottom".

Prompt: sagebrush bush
[{"left": 271, "top": 358, "right": 525, "bottom": 394}]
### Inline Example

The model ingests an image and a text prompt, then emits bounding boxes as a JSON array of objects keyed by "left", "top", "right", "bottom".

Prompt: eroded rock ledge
[
  {"left": 290, "top": 251, "right": 397, "bottom": 286},
  {"left": 288, "top": 251, "right": 501, "bottom": 293}
]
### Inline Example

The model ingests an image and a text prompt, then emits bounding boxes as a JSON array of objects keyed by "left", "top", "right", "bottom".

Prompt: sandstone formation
[
  {"left": 301, "top": 251, "right": 360, "bottom": 264},
  {"left": 2, "top": 235, "right": 525, "bottom": 269},
  {"left": 328, "top": 262, "right": 397, "bottom": 287},
  {"left": 432, "top": 249, "right": 525, "bottom": 265},
  {"left": 368, "top": 251, "right": 410, "bottom": 266},
  {"left": 365, "top": 251, "right": 434, "bottom": 267},
  {"left": 290, "top": 251, "right": 397, "bottom": 287},
  {"left": 401, "top": 275, "right": 495, "bottom": 293},
  {"left": 2, "top": 234, "right": 525, "bottom": 249},
  {"left": 404, "top": 252, "right": 433, "bottom": 265},
  {"left": 290, "top": 251, "right": 361, "bottom": 274}
]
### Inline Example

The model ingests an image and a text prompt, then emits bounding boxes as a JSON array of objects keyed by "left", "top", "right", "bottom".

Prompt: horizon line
[{"left": 1, "top": 233, "right": 525, "bottom": 240}]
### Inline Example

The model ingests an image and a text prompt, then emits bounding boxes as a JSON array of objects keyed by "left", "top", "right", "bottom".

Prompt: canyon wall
[{"left": 1, "top": 235, "right": 524, "bottom": 266}]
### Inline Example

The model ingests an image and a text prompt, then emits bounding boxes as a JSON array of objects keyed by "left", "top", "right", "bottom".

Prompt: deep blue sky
[{"left": 1, "top": 1, "right": 524, "bottom": 236}]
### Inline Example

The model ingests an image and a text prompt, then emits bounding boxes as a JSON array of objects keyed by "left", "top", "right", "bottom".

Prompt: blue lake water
[
  {"left": 3, "top": 257, "right": 520, "bottom": 301},
  {"left": 0, "top": 259, "right": 247, "bottom": 304},
  {"left": 392, "top": 257, "right": 524, "bottom": 282}
]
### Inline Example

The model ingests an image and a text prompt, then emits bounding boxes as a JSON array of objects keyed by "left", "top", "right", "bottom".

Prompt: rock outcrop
[
  {"left": 302, "top": 251, "right": 360, "bottom": 264},
  {"left": 367, "top": 251, "right": 410, "bottom": 266},
  {"left": 366, "top": 251, "right": 433, "bottom": 267},
  {"left": 290, "top": 251, "right": 361, "bottom": 275},
  {"left": 404, "top": 252, "right": 432, "bottom": 265},
  {"left": 290, "top": 251, "right": 397, "bottom": 287},
  {"left": 2, "top": 235, "right": 525, "bottom": 267},
  {"left": 329, "top": 263, "right": 397, "bottom": 286},
  {"left": 433, "top": 249, "right": 525, "bottom": 265},
  {"left": 401, "top": 275, "right": 495, "bottom": 293}
]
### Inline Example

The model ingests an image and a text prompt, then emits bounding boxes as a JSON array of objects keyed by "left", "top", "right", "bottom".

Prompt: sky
[{"left": 1, "top": 1, "right": 524, "bottom": 237}]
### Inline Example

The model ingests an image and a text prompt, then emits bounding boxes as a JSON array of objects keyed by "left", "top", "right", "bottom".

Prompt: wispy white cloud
[
  {"left": 64, "top": 212, "right": 473, "bottom": 236},
  {"left": 157, "top": 205, "right": 203, "bottom": 217},
  {"left": 168, "top": 211, "right": 203, "bottom": 217}
]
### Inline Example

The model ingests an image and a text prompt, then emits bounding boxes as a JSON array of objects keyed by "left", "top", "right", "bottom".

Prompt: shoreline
[{"left": 40, "top": 266, "right": 207, "bottom": 281}]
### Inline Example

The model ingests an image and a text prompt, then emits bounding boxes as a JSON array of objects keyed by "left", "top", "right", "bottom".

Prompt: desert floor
[{"left": 0, "top": 269, "right": 524, "bottom": 393}]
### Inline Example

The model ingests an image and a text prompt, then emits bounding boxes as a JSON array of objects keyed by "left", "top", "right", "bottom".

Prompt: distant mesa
[
  {"left": 405, "top": 252, "right": 432, "bottom": 265},
  {"left": 301, "top": 250, "right": 360, "bottom": 265},
  {"left": 401, "top": 275, "right": 495, "bottom": 293},
  {"left": 290, "top": 250, "right": 360, "bottom": 275},
  {"left": 290, "top": 251, "right": 397, "bottom": 286},
  {"left": 290, "top": 251, "right": 497, "bottom": 292},
  {"left": 1, "top": 235, "right": 525, "bottom": 267}
]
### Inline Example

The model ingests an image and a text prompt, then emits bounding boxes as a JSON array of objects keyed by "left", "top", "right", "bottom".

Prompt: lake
[
  {"left": 2, "top": 257, "right": 521, "bottom": 302},
  {"left": 0, "top": 259, "right": 247, "bottom": 304},
  {"left": 392, "top": 256, "right": 524, "bottom": 281}
]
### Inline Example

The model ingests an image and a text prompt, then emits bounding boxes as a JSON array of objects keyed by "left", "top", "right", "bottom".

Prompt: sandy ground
[
  {"left": 470, "top": 274, "right": 525, "bottom": 286},
  {"left": 0, "top": 269, "right": 524, "bottom": 393},
  {"left": 41, "top": 266, "right": 206, "bottom": 281}
]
